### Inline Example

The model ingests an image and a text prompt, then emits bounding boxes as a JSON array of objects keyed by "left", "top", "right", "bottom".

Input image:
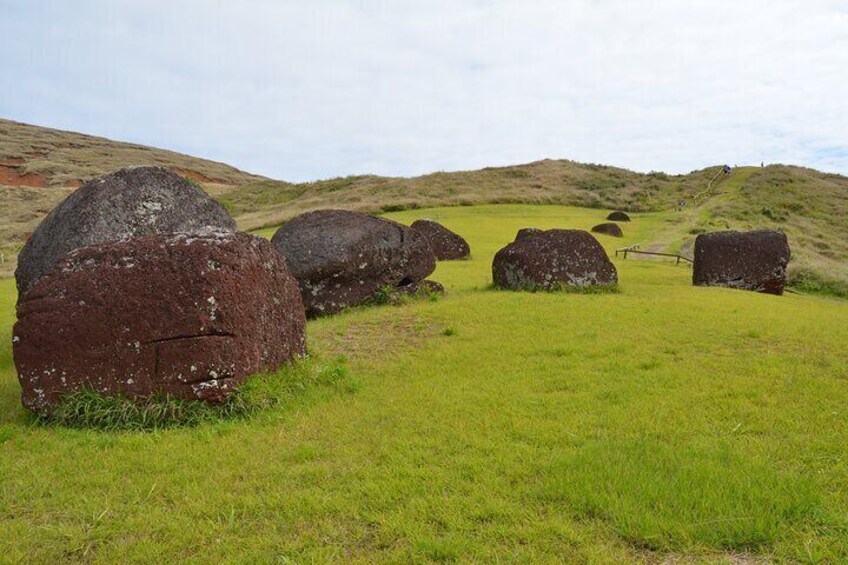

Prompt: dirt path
[{"left": 634, "top": 167, "right": 758, "bottom": 259}]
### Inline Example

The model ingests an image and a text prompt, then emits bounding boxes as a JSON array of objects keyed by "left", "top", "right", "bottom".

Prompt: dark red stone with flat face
[
  {"left": 693, "top": 230, "right": 790, "bottom": 295},
  {"left": 271, "top": 209, "right": 436, "bottom": 317},
  {"left": 410, "top": 219, "right": 470, "bottom": 260},
  {"left": 13, "top": 232, "right": 305, "bottom": 415},
  {"left": 492, "top": 229, "right": 618, "bottom": 290}
]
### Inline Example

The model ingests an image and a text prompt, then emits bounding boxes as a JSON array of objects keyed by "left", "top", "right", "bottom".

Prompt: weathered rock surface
[
  {"left": 606, "top": 211, "right": 631, "bottom": 222},
  {"left": 493, "top": 229, "right": 618, "bottom": 290},
  {"left": 693, "top": 230, "right": 790, "bottom": 295},
  {"left": 15, "top": 166, "right": 236, "bottom": 296},
  {"left": 591, "top": 222, "right": 624, "bottom": 237},
  {"left": 515, "top": 228, "right": 543, "bottom": 241},
  {"left": 13, "top": 232, "right": 305, "bottom": 415},
  {"left": 410, "top": 219, "right": 470, "bottom": 260},
  {"left": 271, "top": 209, "right": 436, "bottom": 317}
]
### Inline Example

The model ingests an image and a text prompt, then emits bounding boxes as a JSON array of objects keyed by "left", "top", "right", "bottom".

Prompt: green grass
[
  {"left": 39, "top": 357, "right": 354, "bottom": 432},
  {"left": 541, "top": 440, "right": 824, "bottom": 552},
  {"left": 2, "top": 204, "right": 848, "bottom": 562}
]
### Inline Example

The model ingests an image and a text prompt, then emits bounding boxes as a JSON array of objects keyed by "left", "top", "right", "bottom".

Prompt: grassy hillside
[
  {"left": 1, "top": 120, "right": 846, "bottom": 295},
  {"left": 230, "top": 163, "right": 848, "bottom": 297},
  {"left": 220, "top": 160, "right": 710, "bottom": 230},
  {"left": 0, "top": 118, "right": 263, "bottom": 188},
  {"left": 646, "top": 166, "right": 848, "bottom": 297},
  {"left": 0, "top": 119, "right": 265, "bottom": 275},
  {"left": 2, "top": 205, "right": 847, "bottom": 562}
]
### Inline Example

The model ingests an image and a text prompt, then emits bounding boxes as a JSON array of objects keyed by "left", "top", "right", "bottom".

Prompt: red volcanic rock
[
  {"left": 493, "top": 229, "right": 618, "bottom": 290},
  {"left": 13, "top": 232, "right": 305, "bottom": 415},
  {"left": 515, "top": 228, "right": 543, "bottom": 241},
  {"left": 410, "top": 219, "right": 470, "bottom": 260},
  {"left": 606, "top": 211, "right": 631, "bottom": 222},
  {"left": 271, "top": 209, "right": 436, "bottom": 317},
  {"left": 693, "top": 230, "right": 790, "bottom": 295},
  {"left": 591, "top": 222, "right": 624, "bottom": 237}
]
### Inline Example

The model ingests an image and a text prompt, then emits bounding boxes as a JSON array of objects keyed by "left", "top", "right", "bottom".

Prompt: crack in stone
[{"left": 142, "top": 331, "right": 236, "bottom": 346}]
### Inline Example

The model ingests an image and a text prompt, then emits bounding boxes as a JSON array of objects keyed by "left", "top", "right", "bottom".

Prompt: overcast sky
[{"left": 1, "top": 1, "right": 846, "bottom": 181}]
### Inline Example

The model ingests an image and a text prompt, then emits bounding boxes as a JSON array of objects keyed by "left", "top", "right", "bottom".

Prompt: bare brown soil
[{"left": 0, "top": 165, "right": 47, "bottom": 187}]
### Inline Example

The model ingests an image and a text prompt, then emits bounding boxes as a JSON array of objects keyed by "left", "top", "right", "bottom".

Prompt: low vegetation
[
  {"left": 2, "top": 204, "right": 847, "bottom": 562},
  {"left": 364, "top": 284, "right": 444, "bottom": 307},
  {"left": 0, "top": 184, "right": 70, "bottom": 276},
  {"left": 0, "top": 118, "right": 263, "bottom": 188},
  {"left": 220, "top": 161, "right": 711, "bottom": 231},
  {"left": 40, "top": 357, "right": 354, "bottom": 432}
]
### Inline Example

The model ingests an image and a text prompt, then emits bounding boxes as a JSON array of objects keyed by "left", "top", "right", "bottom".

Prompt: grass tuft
[
  {"left": 787, "top": 267, "right": 848, "bottom": 299},
  {"left": 555, "top": 282, "right": 621, "bottom": 294},
  {"left": 491, "top": 282, "right": 621, "bottom": 294},
  {"left": 365, "top": 283, "right": 444, "bottom": 307},
  {"left": 42, "top": 356, "right": 354, "bottom": 431}
]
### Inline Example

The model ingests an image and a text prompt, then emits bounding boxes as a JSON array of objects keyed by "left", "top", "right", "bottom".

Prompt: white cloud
[{"left": 1, "top": 0, "right": 846, "bottom": 180}]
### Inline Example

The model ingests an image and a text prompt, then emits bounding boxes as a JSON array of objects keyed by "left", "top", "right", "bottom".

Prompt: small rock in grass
[
  {"left": 591, "top": 223, "right": 624, "bottom": 238},
  {"left": 410, "top": 219, "right": 470, "bottom": 260},
  {"left": 606, "top": 211, "right": 631, "bottom": 222}
]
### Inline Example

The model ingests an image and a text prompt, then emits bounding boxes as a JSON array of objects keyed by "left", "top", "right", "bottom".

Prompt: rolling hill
[{"left": 1, "top": 119, "right": 846, "bottom": 296}]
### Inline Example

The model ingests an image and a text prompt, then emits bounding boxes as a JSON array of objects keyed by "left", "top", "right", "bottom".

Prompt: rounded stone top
[{"left": 15, "top": 166, "right": 236, "bottom": 296}]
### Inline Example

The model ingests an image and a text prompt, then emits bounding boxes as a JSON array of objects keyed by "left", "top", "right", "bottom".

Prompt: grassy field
[{"left": 1, "top": 204, "right": 847, "bottom": 563}]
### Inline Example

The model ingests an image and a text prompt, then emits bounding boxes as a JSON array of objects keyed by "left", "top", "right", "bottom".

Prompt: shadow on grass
[{"left": 487, "top": 282, "right": 621, "bottom": 294}]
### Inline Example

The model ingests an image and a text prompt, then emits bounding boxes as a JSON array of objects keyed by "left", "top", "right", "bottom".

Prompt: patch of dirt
[
  {"left": 0, "top": 165, "right": 47, "bottom": 187},
  {"left": 313, "top": 313, "right": 440, "bottom": 361},
  {"left": 171, "top": 167, "right": 229, "bottom": 185},
  {"left": 640, "top": 551, "right": 774, "bottom": 564}
]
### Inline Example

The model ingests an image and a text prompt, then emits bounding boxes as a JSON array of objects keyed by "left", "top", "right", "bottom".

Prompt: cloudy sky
[{"left": 1, "top": 1, "right": 846, "bottom": 181}]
